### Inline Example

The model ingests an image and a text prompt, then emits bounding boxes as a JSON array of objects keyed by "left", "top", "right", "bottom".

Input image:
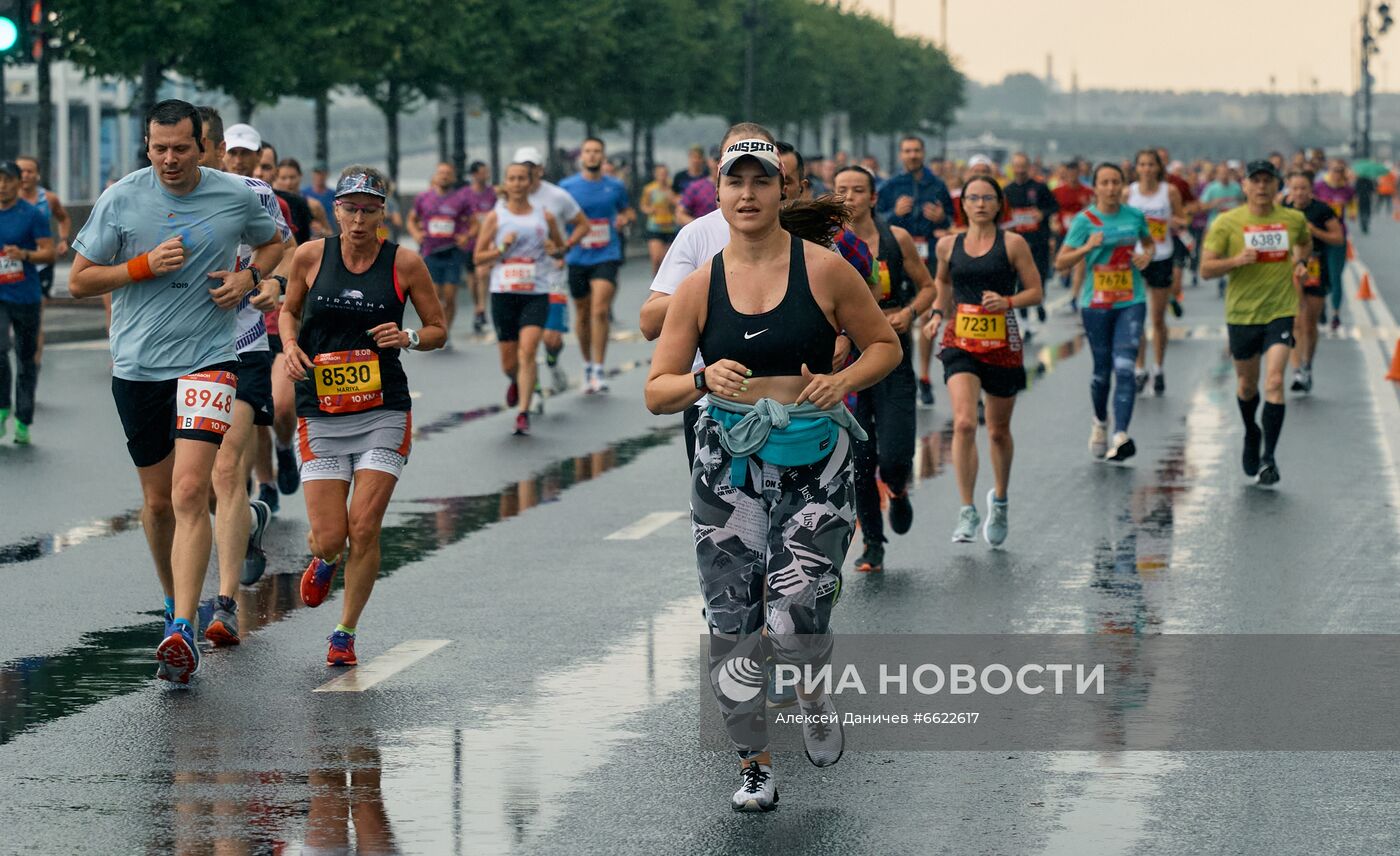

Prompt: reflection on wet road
[
  {"left": 0, "top": 508, "right": 142, "bottom": 566},
  {"left": 0, "top": 428, "right": 678, "bottom": 746}
]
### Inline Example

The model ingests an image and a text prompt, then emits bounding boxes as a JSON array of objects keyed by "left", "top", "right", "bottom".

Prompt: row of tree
[{"left": 46, "top": 0, "right": 963, "bottom": 185}]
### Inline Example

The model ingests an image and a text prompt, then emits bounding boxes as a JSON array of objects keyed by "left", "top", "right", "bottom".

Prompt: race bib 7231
[{"left": 952, "top": 303, "right": 1009, "bottom": 353}]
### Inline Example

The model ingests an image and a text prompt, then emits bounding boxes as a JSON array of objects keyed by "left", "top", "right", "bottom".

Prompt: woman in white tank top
[
  {"left": 474, "top": 162, "right": 565, "bottom": 433},
  {"left": 1125, "top": 149, "right": 1185, "bottom": 396}
]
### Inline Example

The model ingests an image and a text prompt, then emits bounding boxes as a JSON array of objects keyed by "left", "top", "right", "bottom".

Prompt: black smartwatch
[
  {"left": 247, "top": 263, "right": 263, "bottom": 286},
  {"left": 693, "top": 368, "right": 708, "bottom": 391},
  {"left": 270, "top": 274, "right": 288, "bottom": 293}
]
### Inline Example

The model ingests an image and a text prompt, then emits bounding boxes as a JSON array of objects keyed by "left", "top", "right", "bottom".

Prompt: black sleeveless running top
[
  {"left": 947, "top": 230, "right": 1017, "bottom": 303},
  {"left": 698, "top": 234, "right": 836, "bottom": 378},
  {"left": 295, "top": 237, "right": 411, "bottom": 417},
  {"left": 873, "top": 216, "right": 913, "bottom": 310}
]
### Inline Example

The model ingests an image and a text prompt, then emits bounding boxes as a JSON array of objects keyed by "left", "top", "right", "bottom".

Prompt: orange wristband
[{"left": 126, "top": 253, "right": 154, "bottom": 282}]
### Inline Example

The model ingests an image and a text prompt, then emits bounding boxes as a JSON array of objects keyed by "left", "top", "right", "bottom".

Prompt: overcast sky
[{"left": 855, "top": 0, "right": 1379, "bottom": 94}]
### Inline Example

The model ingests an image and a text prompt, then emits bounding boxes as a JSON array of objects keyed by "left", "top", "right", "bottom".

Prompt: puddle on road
[
  {"left": 0, "top": 360, "right": 652, "bottom": 566},
  {"left": 0, "top": 427, "right": 679, "bottom": 746},
  {"left": 0, "top": 509, "right": 142, "bottom": 566},
  {"left": 1034, "top": 355, "right": 1232, "bottom": 856},
  {"left": 144, "top": 597, "right": 704, "bottom": 854}
]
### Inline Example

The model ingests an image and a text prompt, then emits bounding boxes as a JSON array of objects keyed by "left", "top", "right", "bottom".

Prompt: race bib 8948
[{"left": 176, "top": 370, "right": 237, "bottom": 435}]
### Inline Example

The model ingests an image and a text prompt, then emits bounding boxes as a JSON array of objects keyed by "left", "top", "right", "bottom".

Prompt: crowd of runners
[{"left": 4, "top": 93, "right": 1389, "bottom": 811}]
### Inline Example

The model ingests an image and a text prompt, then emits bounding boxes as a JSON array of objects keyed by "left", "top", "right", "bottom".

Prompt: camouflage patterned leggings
[{"left": 691, "top": 412, "right": 855, "bottom": 756}]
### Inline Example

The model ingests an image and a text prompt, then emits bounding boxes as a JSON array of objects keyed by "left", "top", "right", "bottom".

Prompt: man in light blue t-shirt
[
  {"left": 69, "top": 99, "right": 283, "bottom": 685},
  {"left": 560, "top": 138, "right": 634, "bottom": 393}
]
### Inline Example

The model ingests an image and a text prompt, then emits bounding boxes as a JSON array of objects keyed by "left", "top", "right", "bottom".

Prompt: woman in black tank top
[
  {"left": 644, "top": 136, "right": 900, "bottom": 812},
  {"left": 278, "top": 165, "right": 446, "bottom": 667},
  {"left": 927, "top": 175, "right": 1042, "bottom": 548}
]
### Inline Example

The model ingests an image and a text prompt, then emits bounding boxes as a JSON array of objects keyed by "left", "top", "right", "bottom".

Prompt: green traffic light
[{"left": 0, "top": 18, "right": 16, "bottom": 53}]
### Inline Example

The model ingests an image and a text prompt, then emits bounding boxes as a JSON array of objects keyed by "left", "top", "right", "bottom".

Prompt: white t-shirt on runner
[
  {"left": 650, "top": 208, "right": 729, "bottom": 381},
  {"left": 530, "top": 181, "right": 582, "bottom": 294}
]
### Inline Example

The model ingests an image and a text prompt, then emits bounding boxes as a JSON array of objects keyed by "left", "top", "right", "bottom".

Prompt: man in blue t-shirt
[
  {"left": 69, "top": 99, "right": 282, "bottom": 685},
  {"left": 561, "top": 138, "right": 634, "bottom": 393},
  {"left": 0, "top": 159, "right": 55, "bottom": 446}
]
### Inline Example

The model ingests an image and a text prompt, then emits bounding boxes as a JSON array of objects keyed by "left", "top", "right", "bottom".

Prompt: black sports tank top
[
  {"left": 941, "top": 229, "right": 1022, "bottom": 366},
  {"left": 947, "top": 230, "right": 1017, "bottom": 302},
  {"left": 697, "top": 234, "right": 836, "bottom": 378},
  {"left": 295, "top": 237, "right": 412, "bottom": 417},
  {"left": 873, "top": 216, "right": 912, "bottom": 310}
]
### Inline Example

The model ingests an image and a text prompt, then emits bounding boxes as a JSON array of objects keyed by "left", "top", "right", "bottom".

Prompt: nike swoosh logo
[{"left": 744, "top": 329, "right": 769, "bottom": 340}]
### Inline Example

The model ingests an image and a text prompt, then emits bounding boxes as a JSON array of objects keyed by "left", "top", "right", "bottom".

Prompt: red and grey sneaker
[
  {"left": 505, "top": 380, "right": 519, "bottom": 408},
  {"left": 155, "top": 621, "right": 201, "bottom": 685},
  {"left": 204, "top": 595, "right": 241, "bottom": 647},
  {"left": 514, "top": 412, "right": 530, "bottom": 436},
  {"left": 300, "top": 556, "right": 339, "bottom": 608},
  {"left": 326, "top": 630, "right": 357, "bottom": 666}
]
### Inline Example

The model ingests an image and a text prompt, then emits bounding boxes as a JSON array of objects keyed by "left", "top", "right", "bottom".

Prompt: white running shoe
[
  {"left": 983, "top": 489, "right": 1008, "bottom": 547},
  {"left": 551, "top": 363, "right": 568, "bottom": 394},
  {"left": 585, "top": 365, "right": 602, "bottom": 394},
  {"left": 595, "top": 366, "right": 610, "bottom": 393},
  {"left": 731, "top": 761, "right": 778, "bottom": 812},
  {"left": 952, "top": 505, "right": 980, "bottom": 543},
  {"left": 1089, "top": 419, "right": 1108, "bottom": 459},
  {"left": 799, "top": 693, "right": 844, "bottom": 767},
  {"left": 1106, "top": 431, "right": 1136, "bottom": 463}
]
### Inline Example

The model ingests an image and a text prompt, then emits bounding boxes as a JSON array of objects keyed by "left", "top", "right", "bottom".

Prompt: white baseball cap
[
  {"left": 717, "top": 139, "right": 781, "bottom": 176},
  {"left": 967, "top": 154, "right": 994, "bottom": 169},
  {"left": 512, "top": 146, "right": 544, "bottom": 166},
  {"left": 224, "top": 123, "right": 261, "bottom": 153}
]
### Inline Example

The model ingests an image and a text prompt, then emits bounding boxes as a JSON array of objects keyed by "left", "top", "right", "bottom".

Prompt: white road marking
[
  {"left": 313, "top": 639, "right": 451, "bottom": 693},
  {"left": 605, "top": 511, "right": 686, "bottom": 540}
]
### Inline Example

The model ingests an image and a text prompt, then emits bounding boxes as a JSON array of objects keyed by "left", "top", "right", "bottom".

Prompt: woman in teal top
[
  {"left": 1200, "top": 164, "right": 1245, "bottom": 296},
  {"left": 1055, "top": 162, "right": 1153, "bottom": 463}
]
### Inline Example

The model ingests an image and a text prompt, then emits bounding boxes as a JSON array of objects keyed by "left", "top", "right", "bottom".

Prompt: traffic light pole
[{"left": 0, "top": 61, "right": 9, "bottom": 160}]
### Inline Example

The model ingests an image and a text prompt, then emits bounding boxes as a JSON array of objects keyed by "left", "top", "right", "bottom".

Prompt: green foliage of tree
[{"left": 51, "top": 0, "right": 964, "bottom": 171}]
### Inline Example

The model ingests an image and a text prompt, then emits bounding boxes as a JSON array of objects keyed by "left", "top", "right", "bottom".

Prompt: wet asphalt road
[{"left": 3, "top": 234, "right": 1400, "bottom": 855}]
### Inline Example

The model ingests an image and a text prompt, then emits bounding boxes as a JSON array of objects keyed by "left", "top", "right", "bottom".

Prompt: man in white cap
[
  {"left": 513, "top": 146, "right": 588, "bottom": 395},
  {"left": 195, "top": 108, "right": 298, "bottom": 647}
]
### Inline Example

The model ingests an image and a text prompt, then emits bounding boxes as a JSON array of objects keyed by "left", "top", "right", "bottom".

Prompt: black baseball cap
[
  {"left": 1245, "top": 159, "right": 1281, "bottom": 182},
  {"left": 0, "top": 160, "right": 20, "bottom": 179}
]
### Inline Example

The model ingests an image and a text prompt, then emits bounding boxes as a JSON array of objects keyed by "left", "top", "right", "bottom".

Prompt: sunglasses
[{"left": 336, "top": 201, "right": 384, "bottom": 217}]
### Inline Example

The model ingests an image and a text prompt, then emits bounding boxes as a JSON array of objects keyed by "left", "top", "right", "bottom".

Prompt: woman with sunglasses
[
  {"left": 927, "top": 175, "right": 1042, "bottom": 547},
  {"left": 1055, "top": 163, "right": 1154, "bottom": 463},
  {"left": 280, "top": 165, "right": 446, "bottom": 666}
]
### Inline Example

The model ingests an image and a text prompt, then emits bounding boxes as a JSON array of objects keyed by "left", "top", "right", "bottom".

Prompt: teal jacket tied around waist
[{"left": 704, "top": 396, "right": 867, "bottom": 486}]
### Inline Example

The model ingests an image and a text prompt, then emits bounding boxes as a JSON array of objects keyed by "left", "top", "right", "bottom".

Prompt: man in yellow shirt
[{"left": 1200, "top": 160, "right": 1311, "bottom": 487}]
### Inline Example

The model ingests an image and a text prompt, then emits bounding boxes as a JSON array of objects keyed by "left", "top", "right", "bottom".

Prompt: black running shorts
[{"left": 1227, "top": 317, "right": 1295, "bottom": 361}]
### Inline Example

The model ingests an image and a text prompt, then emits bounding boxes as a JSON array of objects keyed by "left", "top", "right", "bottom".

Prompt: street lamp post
[{"left": 1359, "top": 0, "right": 1394, "bottom": 158}]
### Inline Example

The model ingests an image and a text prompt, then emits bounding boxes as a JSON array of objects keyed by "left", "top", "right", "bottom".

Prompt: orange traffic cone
[
  {"left": 1359, "top": 272, "right": 1376, "bottom": 300},
  {"left": 1387, "top": 340, "right": 1400, "bottom": 382},
  {"left": 1347, "top": 239, "right": 1356, "bottom": 261}
]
